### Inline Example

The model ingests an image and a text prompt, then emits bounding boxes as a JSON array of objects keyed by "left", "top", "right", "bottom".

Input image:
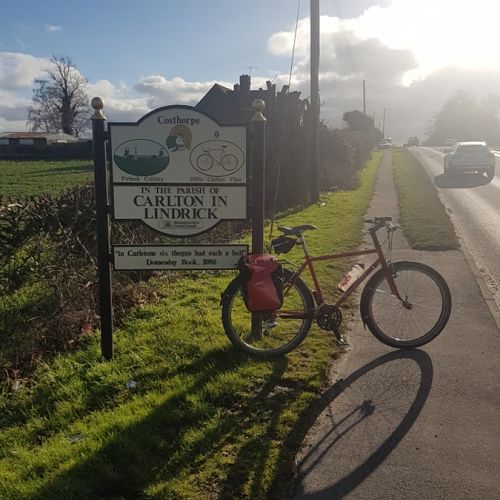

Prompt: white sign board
[
  {"left": 113, "top": 184, "right": 246, "bottom": 236},
  {"left": 113, "top": 245, "right": 248, "bottom": 270},
  {"left": 109, "top": 106, "right": 246, "bottom": 236}
]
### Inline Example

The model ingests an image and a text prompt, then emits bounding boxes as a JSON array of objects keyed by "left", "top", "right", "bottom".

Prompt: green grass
[
  {"left": 0, "top": 160, "right": 93, "bottom": 198},
  {"left": 392, "top": 149, "right": 459, "bottom": 250},
  {"left": 0, "top": 154, "right": 380, "bottom": 499}
]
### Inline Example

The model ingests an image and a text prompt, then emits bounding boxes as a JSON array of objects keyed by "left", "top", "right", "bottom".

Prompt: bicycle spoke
[{"left": 362, "top": 262, "right": 450, "bottom": 347}]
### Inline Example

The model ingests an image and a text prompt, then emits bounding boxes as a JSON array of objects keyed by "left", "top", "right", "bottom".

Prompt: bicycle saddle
[{"left": 277, "top": 224, "right": 317, "bottom": 236}]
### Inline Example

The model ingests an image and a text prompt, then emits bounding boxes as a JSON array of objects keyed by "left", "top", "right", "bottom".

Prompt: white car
[
  {"left": 443, "top": 141, "right": 495, "bottom": 179},
  {"left": 377, "top": 138, "right": 393, "bottom": 149}
]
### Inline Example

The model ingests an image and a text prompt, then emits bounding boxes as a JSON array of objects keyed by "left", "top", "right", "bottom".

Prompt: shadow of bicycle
[{"left": 270, "top": 350, "right": 434, "bottom": 499}]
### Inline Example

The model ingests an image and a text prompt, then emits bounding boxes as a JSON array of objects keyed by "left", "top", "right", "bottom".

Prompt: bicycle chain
[{"left": 316, "top": 304, "right": 342, "bottom": 331}]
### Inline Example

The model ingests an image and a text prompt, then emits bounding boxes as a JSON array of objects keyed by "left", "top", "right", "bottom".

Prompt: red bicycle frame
[{"left": 278, "top": 226, "right": 404, "bottom": 319}]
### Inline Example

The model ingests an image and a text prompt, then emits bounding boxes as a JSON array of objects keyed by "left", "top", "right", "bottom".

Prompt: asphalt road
[
  {"left": 411, "top": 147, "right": 500, "bottom": 317},
  {"left": 293, "top": 151, "right": 500, "bottom": 499}
]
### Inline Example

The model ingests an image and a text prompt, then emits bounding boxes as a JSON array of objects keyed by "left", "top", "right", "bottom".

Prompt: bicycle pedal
[
  {"left": 263, "top": 319, "right": 278, "bottom": 330},
  {"left": 335, "top": 336, "right": 350, "bottom": 346}
]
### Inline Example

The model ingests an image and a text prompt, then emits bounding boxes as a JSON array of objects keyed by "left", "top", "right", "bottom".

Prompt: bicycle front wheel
[
  {"left": 221, "top": 154, "right": 238, "bottom": 171},
  {"left": 360, "top": 261, "right": 451, "bottom": 349},
  {"left": 221, "top": 268, "right": 314, "bottom": 357}
]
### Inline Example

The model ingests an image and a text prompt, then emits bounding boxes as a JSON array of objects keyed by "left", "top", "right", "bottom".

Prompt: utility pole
[
  {"left": 309, "top": 0, "right": 320, "bottom": 203},
  {"left": 382, "top": 108, "right": 386, "bottom": 138},
  {"left": 363, "top": 79, "right": 366, "bottom": 115}
]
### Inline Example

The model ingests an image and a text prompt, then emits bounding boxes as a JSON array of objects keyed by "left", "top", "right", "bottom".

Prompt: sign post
[
  {"left": 250, "top": 99, "right": 266, "bottom": 337},
  {"left": 251, "top": 99, "right": 266, "bottom": 254},
  {"left": 91, "top": 97, "right": 113, "bottom": 360}
]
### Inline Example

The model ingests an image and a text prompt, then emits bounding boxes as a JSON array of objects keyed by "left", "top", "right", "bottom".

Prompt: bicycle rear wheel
[
  {"left": 360, "top": 261, "right": 451, "bottom": 348},
  {"left": 221, "top": 268, "right": 314, "bottom": 357}
]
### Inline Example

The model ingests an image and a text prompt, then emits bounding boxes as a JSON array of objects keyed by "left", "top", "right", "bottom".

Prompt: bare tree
[{"left": 27, "top": 55, "right": 90, "bottom": 136}]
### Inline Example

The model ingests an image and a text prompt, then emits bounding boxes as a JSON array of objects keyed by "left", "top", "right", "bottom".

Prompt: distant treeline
[{"left": 425, "top": 91, "right": 500, "bottom": 146}]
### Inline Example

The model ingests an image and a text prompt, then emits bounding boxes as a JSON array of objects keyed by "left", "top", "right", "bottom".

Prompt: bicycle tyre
[
  {"left": 360, "top": 261, "right": 451, "bottom": 349},
  {"left": 197, "top": 154, "right": 213, "bottom": 172},
  {"left": 221, "top": 268, "right": 314, "bottom": 357},
  {"left": 221, "top": 154, "right": 238, "bottom": 171}
]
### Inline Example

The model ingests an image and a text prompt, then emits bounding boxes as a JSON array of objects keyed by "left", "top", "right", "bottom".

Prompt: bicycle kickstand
[{"left": 332, "top": 327, "right": 349, "bottom": 346}]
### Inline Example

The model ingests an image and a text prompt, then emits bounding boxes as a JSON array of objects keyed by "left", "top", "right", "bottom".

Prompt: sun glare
[{"left": 348, "top": 0, "right": 500, "bottom": 83}]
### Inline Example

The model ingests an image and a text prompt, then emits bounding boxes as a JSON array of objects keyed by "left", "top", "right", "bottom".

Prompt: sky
[{"left": 1, "top": 0, "right": 500, "bottom": 142}]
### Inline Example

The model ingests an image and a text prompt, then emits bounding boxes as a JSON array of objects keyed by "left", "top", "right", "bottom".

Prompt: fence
[{"left": 0, "top": 141, "right": 92, "bottom": 160}]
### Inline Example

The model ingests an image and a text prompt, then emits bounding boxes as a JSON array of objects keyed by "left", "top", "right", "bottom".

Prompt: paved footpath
[{"left": 293, "top": 152, "right": 500, "bottom": 499}]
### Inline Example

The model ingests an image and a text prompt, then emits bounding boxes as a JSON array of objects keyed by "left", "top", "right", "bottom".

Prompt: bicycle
[
  {"left": 221, "top": 216, "right": 452, "bottom": 357},
  {"left": 196, "top": 145, "right": 239, "bottom": 172}
]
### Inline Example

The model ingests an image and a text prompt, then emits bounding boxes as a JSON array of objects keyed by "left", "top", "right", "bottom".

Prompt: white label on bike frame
[
  {"left": 113, "top": 244, "right": 248, "bottom": 270},
  {"left": 109, "top": 106, "right": 246, "bottom": 185}
]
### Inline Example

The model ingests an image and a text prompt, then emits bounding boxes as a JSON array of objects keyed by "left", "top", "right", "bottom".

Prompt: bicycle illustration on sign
[{"left": 190, "top": 140, "right": 245, "bottom": 178}]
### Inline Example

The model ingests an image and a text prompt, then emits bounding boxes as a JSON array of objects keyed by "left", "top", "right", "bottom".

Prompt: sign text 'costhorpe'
[{"left": 156, "top": 115, "right": 201, "bottom": 126}]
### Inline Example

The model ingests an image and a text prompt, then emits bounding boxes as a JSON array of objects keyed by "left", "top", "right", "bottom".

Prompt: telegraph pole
[
  {"left": 382, "top": 108, "right": 386, "bottom": 137},
  {"left": 309, "top": 0, "right": 320, "bottom": 203}
]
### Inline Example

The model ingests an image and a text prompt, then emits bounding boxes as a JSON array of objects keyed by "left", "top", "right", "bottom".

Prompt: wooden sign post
[{"left": 91, "top": 97, "right": 113, "bottom": 360}]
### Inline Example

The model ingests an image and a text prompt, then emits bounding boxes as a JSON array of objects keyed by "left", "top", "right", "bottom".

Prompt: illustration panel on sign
[
  {"left": 190, "top": 140, "right": 245, "bottom": 178},
  {"left": 109, "top": 105, "right": 246, "bottom": 185},
  {"left": 114, "top": 139, "right": 169, "bottom": 176}
]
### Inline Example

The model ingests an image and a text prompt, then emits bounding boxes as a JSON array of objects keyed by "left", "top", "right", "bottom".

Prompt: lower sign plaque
[{"left": 113, "top": 245, "right": 248, "bottom": 270}]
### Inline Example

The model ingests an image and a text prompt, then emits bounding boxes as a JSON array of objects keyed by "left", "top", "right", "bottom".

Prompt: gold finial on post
[
  {"left": 91, "top": 96, "right": 107, "bottom": 120},
  {"left": 251, "top": 99, "right": 266, "bottom": 122}
]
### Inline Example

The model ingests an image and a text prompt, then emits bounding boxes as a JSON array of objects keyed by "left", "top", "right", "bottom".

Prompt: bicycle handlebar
[
  {"left": 364, "top": 216, "right": 400, "bottom": 232},
  {"left": 364, "top": 216, "right": 392, "bottom": 223}
]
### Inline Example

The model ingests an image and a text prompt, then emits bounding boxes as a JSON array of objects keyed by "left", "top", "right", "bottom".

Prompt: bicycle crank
[
  {"left": 316, "top": 304, "right": 349, "bottom": 345},
  {"left": 316, "top": 304, "right": 342, "bottom": 331}
]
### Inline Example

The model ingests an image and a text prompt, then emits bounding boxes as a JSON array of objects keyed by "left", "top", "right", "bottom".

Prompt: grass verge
[
  {"left": 0, "top": 154, "right": 380, "bottom": 499},
  {"left": 0, "top": 160, "right": 93, "bottom": 198},
  {"left": 392, "top": 149, "right": 459, "bottom": 250}
]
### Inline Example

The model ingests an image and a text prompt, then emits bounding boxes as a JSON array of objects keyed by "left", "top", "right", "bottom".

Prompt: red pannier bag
[{"left": 238, "top": 254, "right": 284, "bottom": 312}]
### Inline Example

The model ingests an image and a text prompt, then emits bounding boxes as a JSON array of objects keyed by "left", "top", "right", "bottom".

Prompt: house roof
[
  {"left": 0, "top": 132, "right": 49, "bottom": 139},
  {"left": 0, "top": 132, "right": 78, "bottom": 142}
]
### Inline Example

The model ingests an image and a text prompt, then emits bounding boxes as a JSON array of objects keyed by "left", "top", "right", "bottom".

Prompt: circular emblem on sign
[
  {"left": 189, "top": 140, "right": 245, "bottom": 177},
  {"left": 114, "top": 139, "right": 169, "bottom": 176},
  {"left": 166, "top": 125, "right": 192, "bottom": 152}
]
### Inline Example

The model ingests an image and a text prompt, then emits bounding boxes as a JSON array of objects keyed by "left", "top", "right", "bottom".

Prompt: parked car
[
  {"left": 377, "top": 138, "right": 393, "bottom": 149},
  {"left": 443, "top": 141, "right": 495, "bottom": 179}
]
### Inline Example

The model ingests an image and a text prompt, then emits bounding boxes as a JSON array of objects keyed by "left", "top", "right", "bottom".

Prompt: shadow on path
[{"left": 269, "top": 350, "right": 434, "bottom": 499}]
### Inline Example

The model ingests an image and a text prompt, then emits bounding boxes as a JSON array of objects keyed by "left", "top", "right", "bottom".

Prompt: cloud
[
  {"left": 87, "top": 79, "right": 150, "bottom": 122},
  {"left": 134, "top": 75, "right": 233, "bottom": 108},
  {"left": 264, "top": 2, "right": 500, "bottom": 142},
  {"left": 0, "top": 53, "right": 50, "bottom": 131},
  {"left": 44, "top": 24, "right": 62, "bottom": 32},
  {"left": 334, "top": 0, "right": 393, "bottom": 19},
  {"left": 0, "top": 52, "right": 48, "bottom": 89}
]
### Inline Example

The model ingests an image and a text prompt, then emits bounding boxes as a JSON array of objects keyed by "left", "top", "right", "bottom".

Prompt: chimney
[{"left": 240, "top": 74, "right": 251, "bottom": 96}]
